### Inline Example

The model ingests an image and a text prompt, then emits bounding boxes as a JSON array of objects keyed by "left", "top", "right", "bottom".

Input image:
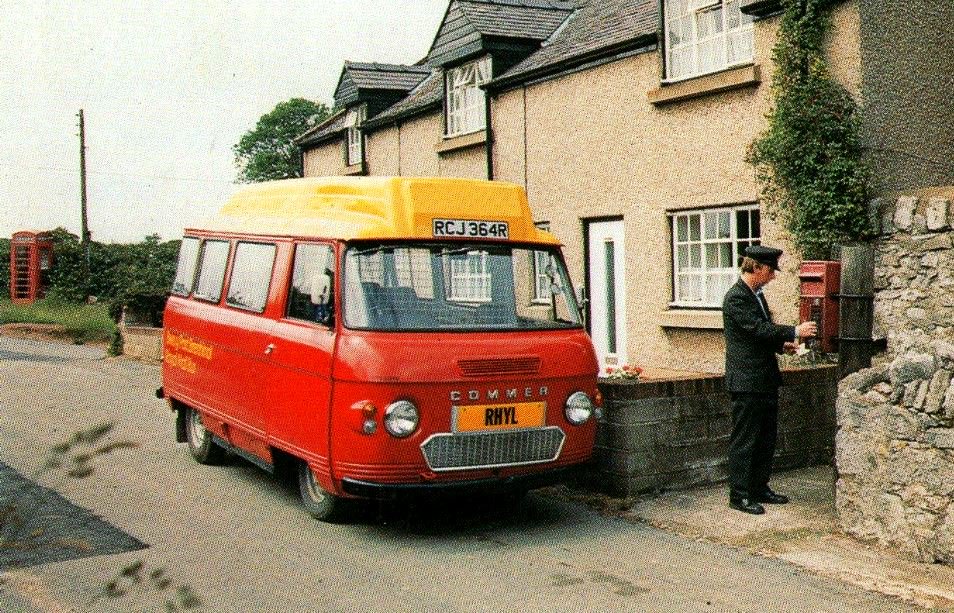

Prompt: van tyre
[
  {"left": 298, "top": 461, "right": 347, "bottom": 522},
  {"left": 185, "top": 408, "right": 226, "bottom": 465}
]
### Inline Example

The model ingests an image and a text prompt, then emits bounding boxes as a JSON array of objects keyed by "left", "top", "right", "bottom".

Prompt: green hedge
[{"left": 5, "top": 229, "right": 180, "bottom": 326}]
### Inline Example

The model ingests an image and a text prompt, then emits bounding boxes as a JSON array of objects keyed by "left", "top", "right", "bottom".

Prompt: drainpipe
[{"left": 485, "top": 94, "right": 494, "bottom": 180}]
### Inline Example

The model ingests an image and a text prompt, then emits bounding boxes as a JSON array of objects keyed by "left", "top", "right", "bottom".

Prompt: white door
[{"left": 587, "top": 220, "right": 627, "bottom": 374}]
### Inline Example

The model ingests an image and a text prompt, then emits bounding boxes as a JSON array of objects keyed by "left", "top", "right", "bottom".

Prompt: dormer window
[
  {"left": 445, "top": 56, "right": 491, "bottom": 137},
  {"left": 664, "top": 0, "right": 754, "bottom": 81},
  {"left": 345, "top": 105, "right": 366, "bottom": 166}
]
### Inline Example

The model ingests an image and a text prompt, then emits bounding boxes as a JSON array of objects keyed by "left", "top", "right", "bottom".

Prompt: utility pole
[
  {"left": 78, "top": 109, "right": 91, "bottom": 297},
  {"left": 78, "top": 109, "right": 90, "bottom": 261}
]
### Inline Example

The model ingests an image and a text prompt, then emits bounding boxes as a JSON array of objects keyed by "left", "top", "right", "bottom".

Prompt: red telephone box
[
  {"left": 10, "top": 231, "right": 54, "bottom": 304},
  {"left": 798, "top": 260, "right": 841, "bottom": 353}
]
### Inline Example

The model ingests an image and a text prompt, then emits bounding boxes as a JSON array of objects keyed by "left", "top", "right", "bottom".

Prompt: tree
[
  {"left": 233, "top": 98, "right": 330, "bottom": 183},
  {"left": 746, "top": 0, "right": 872, "bottom": 260}
]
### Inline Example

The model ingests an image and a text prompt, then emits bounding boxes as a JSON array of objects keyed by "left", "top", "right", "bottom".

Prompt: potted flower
[{"left": 605, "top": 364, "right": 643, "bottom": 380}]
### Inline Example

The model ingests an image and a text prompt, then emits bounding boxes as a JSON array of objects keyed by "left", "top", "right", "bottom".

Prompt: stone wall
[
  {"left": 120, "top": 325, "right": 163, "bottom": 363},
  {"left": 596, "top": 366, "right": 838, "bottom": 497},
  {"left": 836, "top": 190, "right": 954, "bottom": 563}
]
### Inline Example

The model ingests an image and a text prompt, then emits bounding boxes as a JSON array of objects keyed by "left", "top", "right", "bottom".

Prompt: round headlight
[
  {"left": 564, "top": 391, "right": 594, "bottom": 425},
  {"left": 384, "top": 400, "right": 419, "bottom": 438}
]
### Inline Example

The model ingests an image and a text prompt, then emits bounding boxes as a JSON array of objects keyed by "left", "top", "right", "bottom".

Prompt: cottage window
[
  {"left": 670, "top": 205, "right": 760, "bottom": 307},
  {"left": 345, "top": 105, "right": 366, "bottom": 166},
  {"left": 445, "top": 56, "right": 491, "bottom": 137},
  {"left": 664, "top": 0, "right": 754, "bottom": 81}
]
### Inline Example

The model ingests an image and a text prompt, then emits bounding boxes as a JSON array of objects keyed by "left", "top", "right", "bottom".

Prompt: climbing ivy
[{"left": 747, "top": 0, "right": 873, "bottom": 260}]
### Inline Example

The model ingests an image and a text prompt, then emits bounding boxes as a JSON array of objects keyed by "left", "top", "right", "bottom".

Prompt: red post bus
[{"left": 159, "top": 177, "right": 600, "bottom": 521}]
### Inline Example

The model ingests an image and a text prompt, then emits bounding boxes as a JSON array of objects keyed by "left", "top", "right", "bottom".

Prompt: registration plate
[
  {"left": 455, "top": 401, "right": 546, "bottom": 432},
  {"left": 433, "top": 218, "right": 510, "bottom": 240}
]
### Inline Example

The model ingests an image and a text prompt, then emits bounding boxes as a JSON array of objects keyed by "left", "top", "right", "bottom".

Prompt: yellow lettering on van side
[
  {"left": 164, "top": 331, "right": 213, "bottom": 361},
  {"left": 165, "top": 351, "right": 197, "bottom": 375}
]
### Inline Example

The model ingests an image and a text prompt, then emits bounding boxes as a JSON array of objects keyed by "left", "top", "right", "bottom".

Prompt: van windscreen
[{"left": 343, "top": 242, "right": 582, "bottom": 331}]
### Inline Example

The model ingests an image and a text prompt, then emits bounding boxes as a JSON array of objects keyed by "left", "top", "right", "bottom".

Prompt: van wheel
[
  {"left": 298, "top": 462, "right": 346, "bottom": 522},
  {"left": 185, "top": 408, "right": 226, "bottom": 465}
]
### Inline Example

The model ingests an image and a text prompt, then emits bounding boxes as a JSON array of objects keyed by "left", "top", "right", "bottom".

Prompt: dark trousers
[{"left": 728, "top": 391, "right": 778, "bottom": 501}]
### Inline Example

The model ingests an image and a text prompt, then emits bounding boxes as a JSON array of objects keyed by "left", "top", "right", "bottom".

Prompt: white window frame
[
  {"left": 345, "top": 105, "right": 366, "bottom": 166},
  {"left": 449, "top": 251, "right": 491, "bottom": 303},
  {"left": 533, "top": 251, "right": 554, "bottom": 304},
  {"left": 445, "top": 56, "right": 491, "bottom": 137},
  {"left": 664, "top": 0, "right": 754, "bottom": 82},
  {"left": 532, "top": 222, "right": 552, "bottom": 304},
  {"left": 670, "top": 204, "right": 760, "bottom": 308}
]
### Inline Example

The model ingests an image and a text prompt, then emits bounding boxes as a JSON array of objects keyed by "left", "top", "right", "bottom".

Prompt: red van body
[{"left": 160, "top": 177, "right": 600, "bottom": 520}]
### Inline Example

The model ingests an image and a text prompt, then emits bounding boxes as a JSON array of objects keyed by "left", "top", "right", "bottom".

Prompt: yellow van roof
[{"left": 192, "top": 176, "right": 559, "bottom": 245}]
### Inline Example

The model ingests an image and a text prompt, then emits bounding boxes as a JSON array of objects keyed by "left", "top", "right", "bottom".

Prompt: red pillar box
[
  {"left": 798, "top": 261, "right": 841, "bottom": 353},
  {"left": 10, "top": 231, "right": 54, "bottom": 304}
]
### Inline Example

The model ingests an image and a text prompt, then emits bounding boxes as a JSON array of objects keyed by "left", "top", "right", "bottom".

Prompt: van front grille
[
  {"left": 420, "top": 427, "right": 565, "bottom": 471},
  {"left": 457, "top": 357, "right": 540, "bottom": 377}
]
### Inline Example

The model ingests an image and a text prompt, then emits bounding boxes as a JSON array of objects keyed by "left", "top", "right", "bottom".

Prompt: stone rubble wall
[{"left": 837, "top": 190, "right": 954, "bottom": 563}]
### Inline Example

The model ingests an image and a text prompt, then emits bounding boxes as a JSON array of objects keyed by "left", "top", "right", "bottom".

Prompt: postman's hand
[
  {"left": 795, "top": 320, "right": 818, "bottom": 339},
  {"left": 783, "top": 341, "right": 798, "bottom": 355}
]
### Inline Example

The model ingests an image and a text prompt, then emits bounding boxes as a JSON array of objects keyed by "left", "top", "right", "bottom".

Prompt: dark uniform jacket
[{"left": 722, "top": 279, "right": 796, "bottom": 393}]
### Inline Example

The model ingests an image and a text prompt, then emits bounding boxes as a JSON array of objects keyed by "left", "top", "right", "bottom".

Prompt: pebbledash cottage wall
[{"left": 837, "top": 188, "right": 954, "bottom": 564}]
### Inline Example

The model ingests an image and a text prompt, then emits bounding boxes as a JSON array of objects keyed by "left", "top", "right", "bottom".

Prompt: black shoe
[
  {"left": 756, "top": 489, "right": 789, "bottom": 504},
  {"left": 729, "top": 498, "right": 765, "bottom": 515}
]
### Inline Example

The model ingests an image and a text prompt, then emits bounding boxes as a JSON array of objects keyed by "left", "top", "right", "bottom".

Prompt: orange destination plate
[{"left": 455, "top": 401, "right": 546, "bottom": 432}]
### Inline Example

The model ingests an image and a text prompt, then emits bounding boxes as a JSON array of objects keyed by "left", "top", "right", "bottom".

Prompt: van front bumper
[{"left": 340, "top": 463, "right": 590, "bottom": 500}]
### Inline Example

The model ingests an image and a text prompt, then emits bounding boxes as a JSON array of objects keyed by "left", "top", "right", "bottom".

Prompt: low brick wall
[
  {"left": 594, "top": 366, "right": 838, "bottom": 497},
  {"left": 120, "top": 325, "right": 163, "bottom": 362}
]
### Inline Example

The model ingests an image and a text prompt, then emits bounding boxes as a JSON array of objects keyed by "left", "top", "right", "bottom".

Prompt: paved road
[{"left": 0, "top": 336, "right": 920, "bottom": 612}]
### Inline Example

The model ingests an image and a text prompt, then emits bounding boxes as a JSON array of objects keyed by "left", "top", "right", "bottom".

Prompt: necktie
[{"left": 755, "top": 289, "right": 770, "bottom": 320}]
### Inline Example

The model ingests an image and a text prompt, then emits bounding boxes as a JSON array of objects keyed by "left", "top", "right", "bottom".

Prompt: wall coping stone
[{"left": 599, "top": 365, "right": 837, "bottom": 400}]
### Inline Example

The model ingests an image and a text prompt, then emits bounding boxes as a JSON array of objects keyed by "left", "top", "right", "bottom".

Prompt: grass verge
[{"left": 0, "top": 299, "right": 116, "bottom": 344}]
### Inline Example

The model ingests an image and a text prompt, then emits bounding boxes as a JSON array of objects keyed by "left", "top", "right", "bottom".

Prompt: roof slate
[
  {"left": 457, "top": 0, "right": 575, "bottom": 40},
  {"left": 494, "top": 0, "right": 658, "bottom": 87},
  {"left": 428, "top": 0, "right": 579, "bottom": 65},
  {"left": 344, "top": 62, "right": 431, "bottom": 91},
  {"left": 315, "top": 0, "right": 661, "bottom": 136},
  {"left": 295, "top": 108, "right": 348, "bottom": 146},
  {"left": 463, "top": 0, "right": 576, "bottom": 8},
  {"left": 362, "top": 71, "right": 444, "bottom": 130}
]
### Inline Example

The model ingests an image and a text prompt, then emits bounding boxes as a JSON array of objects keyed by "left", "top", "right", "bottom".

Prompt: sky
[{"left": 0, "top": 0, "right": 448, "bottom": 243}]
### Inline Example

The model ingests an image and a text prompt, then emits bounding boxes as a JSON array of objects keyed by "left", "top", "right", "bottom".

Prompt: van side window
[
  {"left": 171, "top": 237, "right": 200, "bottom": 296},
  {"left": 193, "top": 240, "right": 230, "bottom": 303},
  {"left": 287, "top": 243, "right": 334, "bottom": 323},
  {"left": 226, "top": 242, "right": 276, "bottom": 313}
]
